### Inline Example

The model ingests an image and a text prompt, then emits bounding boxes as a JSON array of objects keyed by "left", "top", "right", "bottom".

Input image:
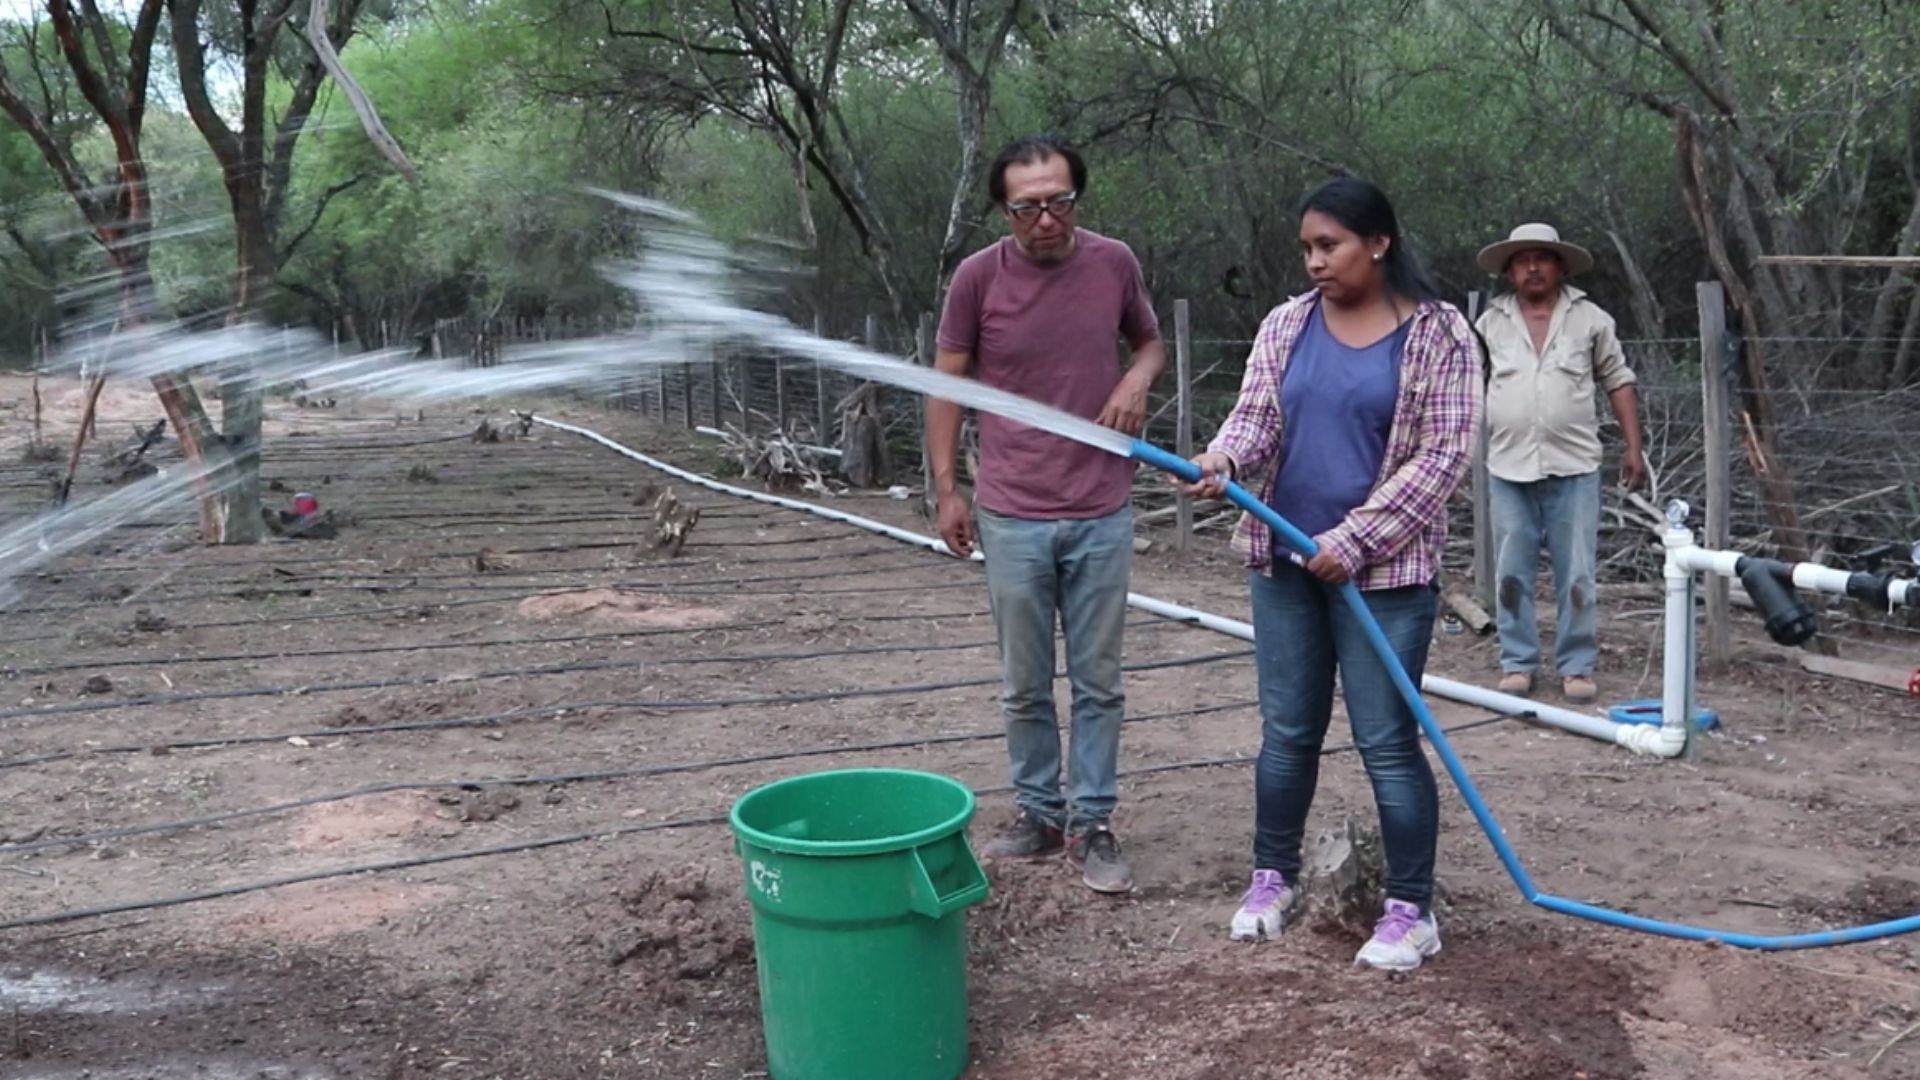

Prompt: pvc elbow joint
[{"left": 1615, "top": 721, "right": 1687, "bottom": 758}]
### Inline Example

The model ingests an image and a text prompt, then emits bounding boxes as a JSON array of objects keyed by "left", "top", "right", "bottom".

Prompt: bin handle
[{"left": 906, "top": 837, "right": 989, "bottom": 920}]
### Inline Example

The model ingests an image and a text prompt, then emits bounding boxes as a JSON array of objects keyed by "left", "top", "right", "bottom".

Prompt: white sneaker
[
  {"left": 1354, "top": 898, "right": 1441, "bottom": 971},
  {"left": 1229, "top": 869, "right": 1296, "bottom": 941}
]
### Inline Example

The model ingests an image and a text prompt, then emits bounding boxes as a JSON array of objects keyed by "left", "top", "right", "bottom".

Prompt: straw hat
[{"left": 1476, "top": 222, "right": 1594, "bottom": 276}]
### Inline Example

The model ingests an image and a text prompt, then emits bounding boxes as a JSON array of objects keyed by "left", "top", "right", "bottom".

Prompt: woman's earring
[{"left": 1371, "top": 252, "right": 1383, "bottom": 262}]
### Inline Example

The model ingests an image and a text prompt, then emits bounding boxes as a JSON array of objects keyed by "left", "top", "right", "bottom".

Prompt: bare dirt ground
[{"left": 2, "top": 375, "right": 1919, "bottom": 1079}]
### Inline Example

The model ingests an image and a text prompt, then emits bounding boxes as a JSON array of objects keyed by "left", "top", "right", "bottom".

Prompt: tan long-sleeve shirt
[{"left": 1474, "top": 286, "right": 1636, "bottom": 483}]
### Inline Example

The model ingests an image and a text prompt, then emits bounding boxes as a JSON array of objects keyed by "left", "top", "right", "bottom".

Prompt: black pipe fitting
[
  {"left": 1734, "top": 557, "right": 1819, "bottom": 647},
  {"left": 1844, "top": 571, "right": 1894, "bottom": 610}
]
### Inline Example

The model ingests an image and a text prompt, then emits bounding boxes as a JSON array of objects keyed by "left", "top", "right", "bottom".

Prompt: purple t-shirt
[
  {"left": 1267, "top": 305, "right": 1404, "bottom": 547},
  {"left": 936, "top": 229, "right": 1161, "bottom": 519}
]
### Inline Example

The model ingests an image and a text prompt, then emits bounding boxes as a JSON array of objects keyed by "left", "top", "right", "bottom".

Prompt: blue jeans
[
  {"left": 1250, "top": 560, "right": 1439, "bottom": 910},
  {"left": 976, "top": 505, "right": 1133, "bottom": 833},
  {"left": 1490, "top": 472, "right": 1601, "bottom": 677}
]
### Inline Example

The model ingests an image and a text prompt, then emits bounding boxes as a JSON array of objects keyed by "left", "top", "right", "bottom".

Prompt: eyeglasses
[{"left": 1004, "top": 191, "right": 1079, "bottom": 223}]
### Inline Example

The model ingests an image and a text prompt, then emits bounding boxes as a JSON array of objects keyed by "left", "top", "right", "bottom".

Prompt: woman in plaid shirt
[{"left": 1185, "top": 178, "right": 1480, "bottom": 972}]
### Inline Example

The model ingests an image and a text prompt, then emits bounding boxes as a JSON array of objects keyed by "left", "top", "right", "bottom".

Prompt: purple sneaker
[
  {"left": 1229, "top": 869, "right": 1295, "bottom": 941},
  {"left": 1354, "top": 898, "right": 1441, "bottom": 971}
]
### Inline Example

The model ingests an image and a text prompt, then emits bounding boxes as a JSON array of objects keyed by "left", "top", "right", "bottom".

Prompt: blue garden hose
[
  {"left": 1610, "top": 699, "right": 1720, "bottom": 732},
  {"left": 1131, "top": 439, "right": 1920, "bottom": 950}
]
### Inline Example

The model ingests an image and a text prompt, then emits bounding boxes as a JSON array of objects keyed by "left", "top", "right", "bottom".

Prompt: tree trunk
[
  {"left": 932, "top": 76, "right": 990, "bottom": 298},
  {"left": 214, "top": 204, "right": 274, "bottom": 546},
  {"left": 1674, "top": 113, "right": 1810, "bottom": 561},
  {"left": 1889, "top": 287, "right": 1920, "bottom": 388}
]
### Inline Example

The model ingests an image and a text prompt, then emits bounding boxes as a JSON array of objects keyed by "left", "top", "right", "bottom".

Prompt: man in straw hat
[{"left": 1473, "top": 223, "right": 1646, "bottom": 704}]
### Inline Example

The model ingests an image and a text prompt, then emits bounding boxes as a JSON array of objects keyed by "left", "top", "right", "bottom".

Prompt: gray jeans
[
  {"left": 975, "top": 505, "right": 1132, "bottom": 833},
  {"left": 1490, "top": 472, "right": 1601, "bottom": 677}
]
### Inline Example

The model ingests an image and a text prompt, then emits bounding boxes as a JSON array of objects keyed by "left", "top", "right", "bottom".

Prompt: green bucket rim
[{"left": 730, "top": 768, "right": 977, "bottom": 857}]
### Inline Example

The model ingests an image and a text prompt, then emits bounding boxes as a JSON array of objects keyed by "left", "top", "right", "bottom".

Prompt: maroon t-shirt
[{"left": 936, "top": 229, "right": 1161, "bottom": 519}]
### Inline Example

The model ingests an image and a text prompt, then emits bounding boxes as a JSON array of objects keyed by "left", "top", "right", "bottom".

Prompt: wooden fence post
[
  {"left": 865, "top": 313, "right": 882, "bottom": 462},
  {"left": 736, "top": 353, "right": 751, "bottom": 432},
  {"left": 916, "top": 313, "right": 935, "bottom": 516},
  {"left": 1699, "top": 281, "right": 1733, "bottom": 667},
  {"left": 1174, "top": 298, "right": 1194, "bottom": 552},
  {"left": 815, "top": 313, "right": 832, "bottom": 445},
  {"left": 1467, "top": 290, "right": 1495, "bottom": 612},
  {"left": 775, "top": 356, "right": 789, "bottom": 433}
]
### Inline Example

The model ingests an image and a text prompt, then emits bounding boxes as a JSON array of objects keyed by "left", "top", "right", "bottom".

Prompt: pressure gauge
[{"left": 1664, "top": 500, "right": 1691, "bottom": 528}]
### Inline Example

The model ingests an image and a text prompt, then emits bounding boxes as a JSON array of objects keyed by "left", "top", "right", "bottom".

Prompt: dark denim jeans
[{"left": 1249, "top": 559, "right": 1439, "bottom": 911}]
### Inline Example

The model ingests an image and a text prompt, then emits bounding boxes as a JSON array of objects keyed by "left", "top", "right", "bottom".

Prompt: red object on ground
[{"left": 292, "top": 493, "right": 320, "bottom": 517}]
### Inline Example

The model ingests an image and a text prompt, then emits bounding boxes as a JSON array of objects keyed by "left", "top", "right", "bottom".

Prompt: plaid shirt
[{"left": 1208, "top": 291, "right": 1480, "bottom": 590}]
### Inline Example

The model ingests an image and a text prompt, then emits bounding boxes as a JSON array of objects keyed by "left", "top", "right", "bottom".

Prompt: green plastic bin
[{"left": 731, "top": 768, "right": 990, "bottom": 1080}]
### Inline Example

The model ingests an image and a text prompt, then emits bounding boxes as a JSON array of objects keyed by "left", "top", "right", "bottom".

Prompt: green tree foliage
[{"left": 1, "top": 0, "right": 1915, "bottom": 376}]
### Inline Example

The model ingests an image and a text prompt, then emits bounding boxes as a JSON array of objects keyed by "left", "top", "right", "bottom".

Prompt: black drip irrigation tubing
[
  {"left": 0, "top": 590, "right": 999, "bottom": 648},
  {"left": 2, "top": 618, "right": 1193, "bottom": 769},
  {"left": 1, "top": 698, "right": 1261, "bottom": 856},
  {"left": 0, "top": 591, "right": 551, "bottom": 645},
  {"left": 11, "top": 515, "right": 871, "bottom": 568},
  {"left": 381, "top": 519, "right": 865, "bottom": 542},
  {"left": 680, "top": 533, "right": 866, "bottom": 548},
  {"left": 255, "top": 433, "right": 483, "bottom": 453},
  {"left": 13, "top": 541, "right": 911, "bottom": 595},
  {"left": 34, "top": 527, "right": 882, "bottom": 579},
  {"left": 0, "top": 716, "right": 1510, "bottom": 934},
  {"left": 0, "top": 646, "right": 1248, "bottom": 770},
  {"left": 0, "top": 551, "right": 959, "bottom": 615},
  {"left": 10, "top": 613, "right": 1184, "bottom": 679},
  {"left": 0, "top": 644, "right": 1253, "bottom": 728},
  {"left": 352, "top": 502, "right": 777, "bottom": 524},
  {"left": 0, "top": 814, "right": 732, "bottom": 933},
  {"left": 384, "top": 513, "right": 724, "bottom": 530},
  {"left": 2, "top": 619, "right": 784, "bottom": 678}
]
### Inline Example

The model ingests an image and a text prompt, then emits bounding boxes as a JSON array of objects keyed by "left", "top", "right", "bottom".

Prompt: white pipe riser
[{"left": 1662, "top": 560, "right": 1696, "bottom": 744}]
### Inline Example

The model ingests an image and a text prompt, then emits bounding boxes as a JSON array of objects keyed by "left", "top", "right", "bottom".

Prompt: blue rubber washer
[{"left": 1609, "top": 699, "right": 1720, "bottom": 732}]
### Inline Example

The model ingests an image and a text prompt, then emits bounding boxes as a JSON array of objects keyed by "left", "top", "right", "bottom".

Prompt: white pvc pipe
[
  {"left": 534, "top": 416, "right": 1641, "bottom": 750},
  {"left": 1673, "top": 546, "right": 1741, "bottom": 578},
  {"left": 1672, "top": 540, "right": 1920, "bottom": 607},
  {"left": 1647, "top": 526, "right": 1698, "bottom": 758},
  {"left": 1792, "top": 562, "right": 1854, "bottom": 595},
  {"left": 1424, "top": 675, "right": 1627, "bottom": 743}
]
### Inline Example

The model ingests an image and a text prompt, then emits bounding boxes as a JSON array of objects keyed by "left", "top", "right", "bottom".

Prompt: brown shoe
[
  {"left": 1562, "top": 675, "right": 1598, "bottom": 704},
  {"left": 981, "top": 810, "right": 1065, "bottom": 859},
  {"left": 1498, "top": 671, "right": 1533, "bottom": 696}
]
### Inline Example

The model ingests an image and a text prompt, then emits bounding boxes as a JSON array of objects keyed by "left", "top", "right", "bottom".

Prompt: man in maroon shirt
[{"left": 928, "top": 134, "right": 1167, "bottom": 894}]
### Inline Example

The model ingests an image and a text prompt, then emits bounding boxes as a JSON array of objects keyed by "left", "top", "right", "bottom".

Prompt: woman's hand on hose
[
  {"left": 1182, "top": 452, "right": 1235, "bottom": 499},
  {"left": 1305, "top": 551, "right": 1350, "bottom": 585}
]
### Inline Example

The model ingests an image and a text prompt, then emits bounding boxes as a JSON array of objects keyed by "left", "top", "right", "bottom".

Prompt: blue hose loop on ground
[
  {"left": 1609, "top": 699, "right": 1721, "bottom": 732},
  {"left": 1130, "top": 438, "right": 1920, "bottom": 950}
]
